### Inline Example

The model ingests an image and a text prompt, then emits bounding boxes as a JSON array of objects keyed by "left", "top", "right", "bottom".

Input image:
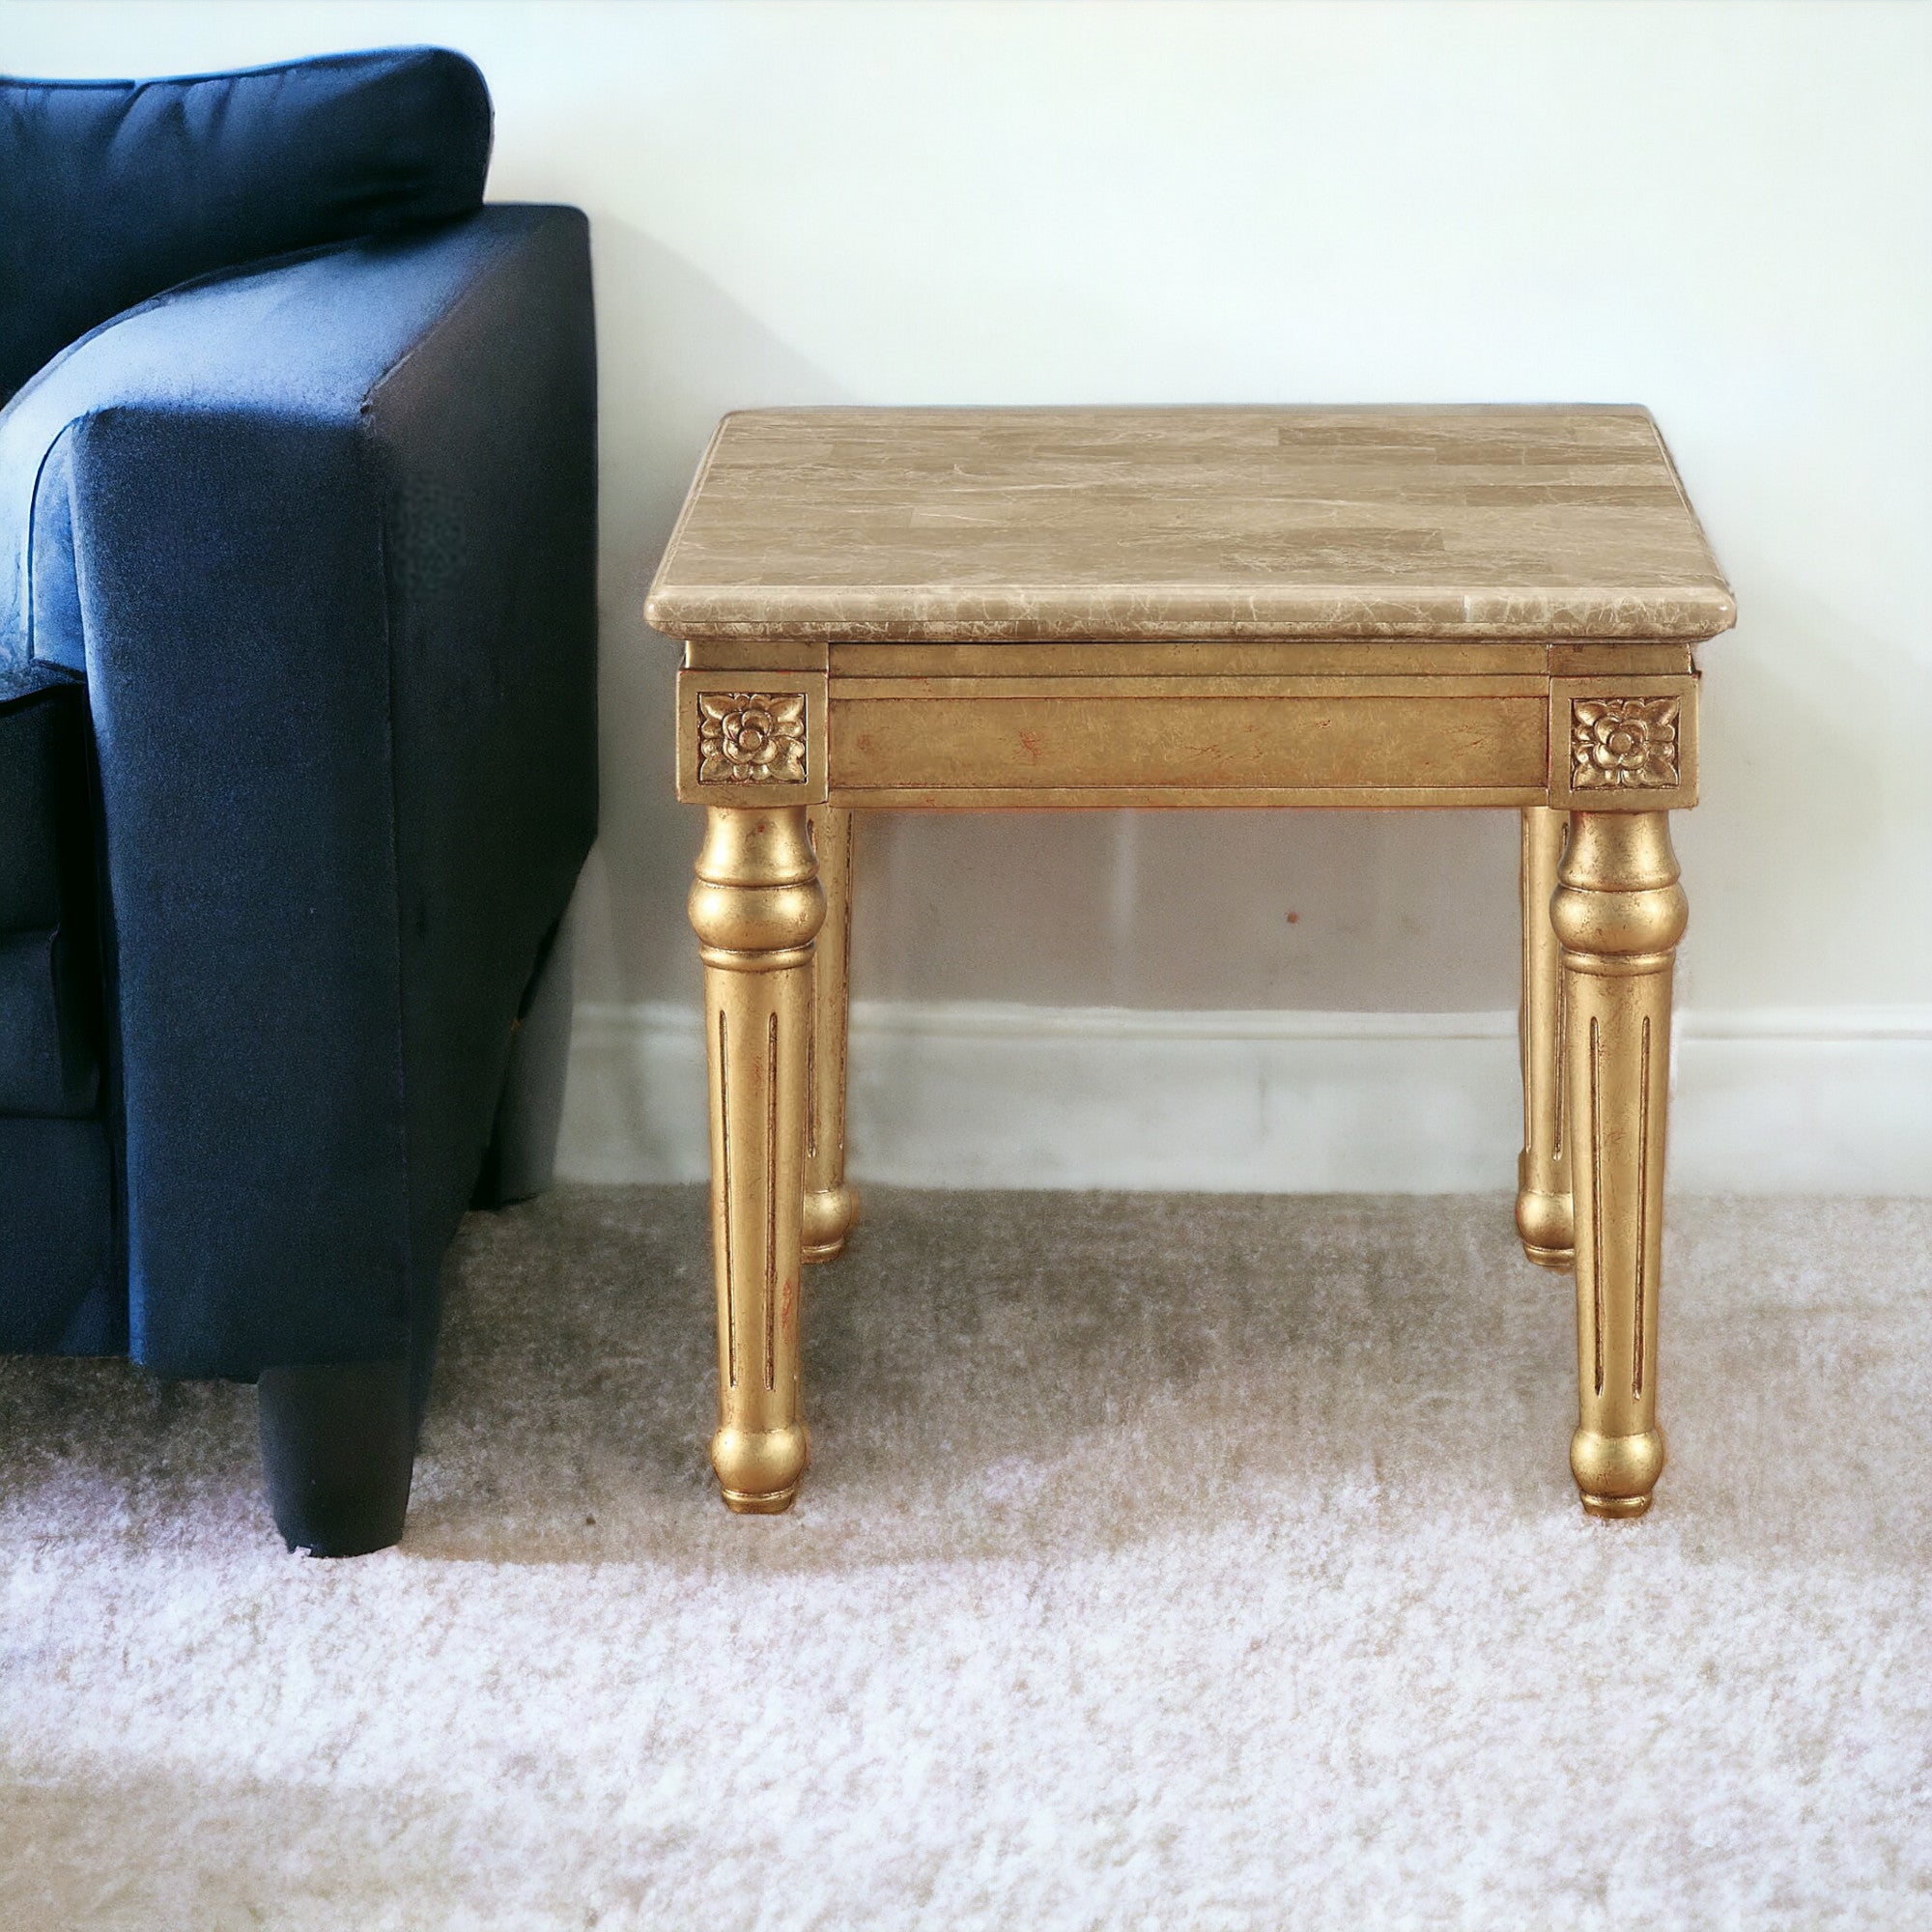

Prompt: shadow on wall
[
  {"left": 577, "top": 223, "right": 847, "bottom": 1009},
  {"left": 1678, "top": 566, "right": 1932, "bottom": 1011},
  {"left": 574, "top": 227, "right": 1525, "bottom": 1018}
]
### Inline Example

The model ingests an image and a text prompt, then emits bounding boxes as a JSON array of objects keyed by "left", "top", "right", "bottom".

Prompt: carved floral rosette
[
  {"left": 1571, "top": 696, "right": 1680, "bottom": 791},
  {"left": 697, "top": 691, "right": 808, "bottom": 785}
]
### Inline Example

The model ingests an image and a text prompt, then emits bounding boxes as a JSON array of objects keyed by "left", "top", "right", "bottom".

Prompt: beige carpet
[{"left": 3, "top": 1187, "right": 1930, "bottom": 1929}]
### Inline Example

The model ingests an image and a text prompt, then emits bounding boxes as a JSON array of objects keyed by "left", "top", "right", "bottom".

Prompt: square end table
[{"left": 645, "top": 406, "right": 1734, "bottom": 1520}]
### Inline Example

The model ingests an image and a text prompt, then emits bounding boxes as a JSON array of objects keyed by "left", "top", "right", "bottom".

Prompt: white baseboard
[{"left": 556, "top": 1001, "right": 1932, "bottom": 1196}]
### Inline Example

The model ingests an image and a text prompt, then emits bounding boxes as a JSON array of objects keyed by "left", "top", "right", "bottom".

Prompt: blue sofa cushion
[
  {"left": 0, "top": 47, "right": 492, "bottom": 400},
  {"left": 0, "top": 929, "right": 99, "bottom": 1115},
  {"left": 0, "top": 683, "right": 99, "bottom": 1115},
  {"left": 0, "top": 679, "right": 80, "bottom": 926},
  {"left": 0, "top": 1116, "right": 119, "bottom": 1354}
]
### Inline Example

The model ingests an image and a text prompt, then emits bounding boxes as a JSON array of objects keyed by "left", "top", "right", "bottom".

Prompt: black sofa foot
[{"left": 258, "top": 1361, "right": 414, "bottom": 1556}]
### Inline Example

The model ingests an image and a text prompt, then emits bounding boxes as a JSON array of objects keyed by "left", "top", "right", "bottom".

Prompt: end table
[{"left": 645, "top": 406, "right": 1734, "bottom": 1520}]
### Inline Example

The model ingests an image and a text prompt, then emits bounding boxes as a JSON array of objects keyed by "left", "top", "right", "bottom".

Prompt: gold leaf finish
[
  {"left": 688, "top": 806, "right": 823, "bottom": 1513},
  {"left": 696, "top": 691, "right": 808, "bottom": 785},
  {"left": 652, "top": 406, "right": 1727, "bottom": 1520},
  {"left": 803, "top": 805, "right": 859, "bottom": 1262},
  {"left": 1553, "top": 812, "right": 1686, "bottom": 1519},
  {"left": 1571, "top": 696, "right": 1680, "bottom": 791},
  {"left": 1516, "top": 807, "right": 1574, "bottom": 1269}
]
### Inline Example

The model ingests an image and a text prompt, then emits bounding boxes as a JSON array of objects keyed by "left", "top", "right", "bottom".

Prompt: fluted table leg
[
  {"left": 804, "top": 805, "right": 860, "bottom": 1263},
  {"left": 1553, "top": 810, "right": 1686, "bottom": 1520},
  {"left": 689, "top": 807, "right": 824, "bottom": 1514},
  {"left": 1516, "top": 806, "right": 1575, "bottom": 1268}
]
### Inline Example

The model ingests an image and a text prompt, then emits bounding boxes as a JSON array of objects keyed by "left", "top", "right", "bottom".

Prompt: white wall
[{"left": 7, "top": 1, "right": 1929, "bottom": 1189}]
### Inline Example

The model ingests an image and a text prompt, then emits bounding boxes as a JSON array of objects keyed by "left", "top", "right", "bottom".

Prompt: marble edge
[
  {"left": 644, "top": 582, "right": 1738, "bottom": 645},
  {"left": 644, "top": 413, "right": 731, "bottom": 626},
  {"left": 1641, "top": 412, "right": 1736, "bottom": 624},
  {"left": 696, "top": 401, "right": 1665, "bottom": 429}
]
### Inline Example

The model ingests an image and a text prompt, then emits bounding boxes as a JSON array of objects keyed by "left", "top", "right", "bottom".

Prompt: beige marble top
[{"left": 645, "top": 406, "right": 1735, "bottom": 644}]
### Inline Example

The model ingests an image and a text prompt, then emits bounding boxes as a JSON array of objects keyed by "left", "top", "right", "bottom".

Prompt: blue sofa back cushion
[
  {"left": 0, "top": 46, "right": 492, "bottom": 400},
  {"left": 0, "top": 683, "right": 99, "bottom": 1116}
]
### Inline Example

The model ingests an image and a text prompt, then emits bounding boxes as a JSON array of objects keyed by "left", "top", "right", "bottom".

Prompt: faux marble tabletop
[{"left": 645, "top": 406, "right": 1735, "bottom": 644}]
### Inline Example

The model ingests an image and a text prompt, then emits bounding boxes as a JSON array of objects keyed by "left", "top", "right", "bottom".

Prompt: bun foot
[
  {"left": 258, "top": 1360, "right": 413, "bottom": 1556},
  {"left": 803, "top": 1183, "right": 860, "bottom": 1263}
]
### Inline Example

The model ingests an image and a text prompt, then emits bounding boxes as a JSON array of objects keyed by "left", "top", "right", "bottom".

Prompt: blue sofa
[{"left": 0, "top": 49, "right": 597, "bottom": 1551}]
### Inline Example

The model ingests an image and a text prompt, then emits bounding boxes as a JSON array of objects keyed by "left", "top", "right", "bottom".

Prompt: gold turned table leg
[
  {"left": 803, "top": 805, "right": 859, "bottom": 1263},
  {"left": 1516, "top": 806, "right": 1575, "bottom": 1269},
  {"left": 689, "top": 806, "right": 823, "bottom": 1514},
  {"left": 1553, "top": 810, "right": 1686, "bottom": 1520}
]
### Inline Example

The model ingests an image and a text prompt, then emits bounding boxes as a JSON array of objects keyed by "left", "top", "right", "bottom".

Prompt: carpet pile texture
[{"left": 3, "top": 1187, "right": 1930, "bottom": 1928}]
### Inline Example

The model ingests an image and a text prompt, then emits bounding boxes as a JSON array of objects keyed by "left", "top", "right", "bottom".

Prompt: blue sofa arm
[{"left": 0, "top": 205, "right": 597, "bottom": 1380}]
